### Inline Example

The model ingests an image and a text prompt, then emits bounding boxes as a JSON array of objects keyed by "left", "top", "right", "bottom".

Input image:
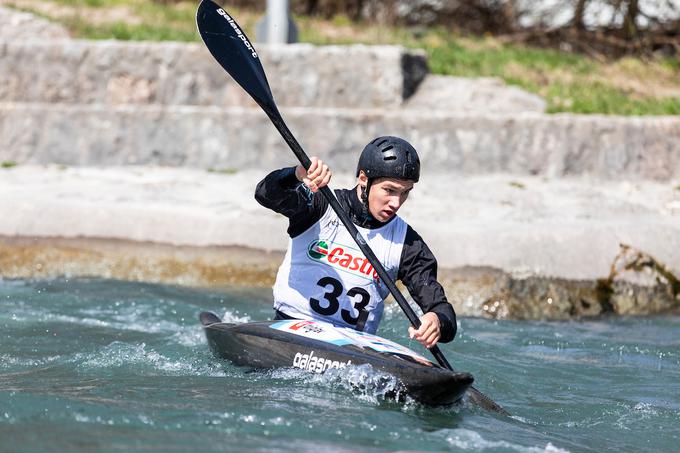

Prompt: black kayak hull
[{"left": 200, "top": 311, "right": 473, "bottom": 406}]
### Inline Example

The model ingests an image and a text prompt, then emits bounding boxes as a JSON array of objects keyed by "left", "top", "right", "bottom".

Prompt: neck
[{"left": 345, "top": 185, "right": 386, "bottom": 229}]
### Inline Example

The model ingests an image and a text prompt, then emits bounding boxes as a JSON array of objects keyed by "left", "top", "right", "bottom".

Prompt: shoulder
[{"left": 403, "top": 223, "right": 422, "bottom": 245}]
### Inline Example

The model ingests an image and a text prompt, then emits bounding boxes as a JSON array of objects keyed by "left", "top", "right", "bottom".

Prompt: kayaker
[{"left": 255, "top": 136, "right": 456, "bottom": 348}]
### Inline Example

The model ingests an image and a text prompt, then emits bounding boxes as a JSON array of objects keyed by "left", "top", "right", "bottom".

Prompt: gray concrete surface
[
  {"left": 2, "top": 103, "right": 678, "bottom": 180},
  {"left": 403, "top": 75, "right": 546, "bottom": 113},
  {"left": 1, "top": 165, "right": 678, "bottom": 281},
  {"left": 0, "top": 40, "right": 423, "bottom": 109}
]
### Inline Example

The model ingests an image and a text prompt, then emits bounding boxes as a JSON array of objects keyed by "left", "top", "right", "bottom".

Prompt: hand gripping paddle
[{"left": 196, "top": 0, "right": 509, "bottom": 416}]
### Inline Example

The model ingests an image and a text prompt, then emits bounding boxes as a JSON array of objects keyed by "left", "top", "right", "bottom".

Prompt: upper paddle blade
[{"left": 196, "top": 0, "right": 276, "bottom": 112}]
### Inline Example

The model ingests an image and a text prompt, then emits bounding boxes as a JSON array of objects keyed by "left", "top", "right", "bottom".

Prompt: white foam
[
  {"left": 221, "top": 310, "right": 252, "bottom": 324},
  {"left": 270, "top": 363, "right": 410, "bottom": 406},
  {"left": 444, "top": 429, "right": 570, "bottom": 452},
  {"left": 78, "top": 342, "right": 223, "bottom": 377}
]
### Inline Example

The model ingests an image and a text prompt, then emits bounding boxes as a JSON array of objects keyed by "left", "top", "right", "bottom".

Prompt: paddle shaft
[{"left": 265, "top": 108, "right": 454, "bottom": 370}]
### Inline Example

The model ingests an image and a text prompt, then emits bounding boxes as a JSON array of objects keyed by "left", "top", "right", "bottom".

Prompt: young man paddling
[{"left": 255, "top": 136, "right": 456, "bottom": 348}]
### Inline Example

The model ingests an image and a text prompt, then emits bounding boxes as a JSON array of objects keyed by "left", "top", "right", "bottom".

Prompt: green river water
[{"left": 1, "top": 277, "right": 678, "bottom": 452}]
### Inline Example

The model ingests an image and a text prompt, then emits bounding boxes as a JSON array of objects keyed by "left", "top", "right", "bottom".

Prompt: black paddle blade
[
  {"left": 196, "top": 0, "right": 276, "bottom": 113},
  {"left": 469, "top": 386, "right": 511, "bottom": 416}
]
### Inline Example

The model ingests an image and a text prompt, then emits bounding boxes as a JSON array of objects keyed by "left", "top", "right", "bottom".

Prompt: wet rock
[
  {"left": 2, "top": 237, "right": 679, "bottom": 320},
  {"left": 442, "top": 244, "right": 680, "bottom": 319},
  {"left": 605, "top": 244, "right": 680, "bottom": 315},
  {"left": 442, "top": 269, "right": 606, "bottom": 320},
  {"left": 0, "top": 237, "right": 282, "bottom": 288}
]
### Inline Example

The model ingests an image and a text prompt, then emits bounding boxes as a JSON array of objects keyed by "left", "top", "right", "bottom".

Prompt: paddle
[{"left": 196, "top": 0, "right": 508, "bottom": 416}]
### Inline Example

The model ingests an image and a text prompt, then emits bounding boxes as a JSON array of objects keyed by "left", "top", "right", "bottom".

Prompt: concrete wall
[
  {"left": 0, "top": 41, "right": 425, "bottom": 109},
  {"left": 2, "top": 104, "right": 679, "bottom": 180}
]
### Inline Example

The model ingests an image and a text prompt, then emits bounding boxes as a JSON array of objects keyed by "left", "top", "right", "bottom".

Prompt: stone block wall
[
  {"left": 2, "top": 104, "right": 679, "bottom": 180},
  {"left": 0, "top": 41, "right": 425, "bottom": 109}
]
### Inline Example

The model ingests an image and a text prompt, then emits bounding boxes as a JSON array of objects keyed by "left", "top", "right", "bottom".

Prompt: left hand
[
  {"left": 295, "top": 156, "right": 332, "bottom": 193},
  {"left": 408, "top": 312, "right": 441, "bottom": 349}
]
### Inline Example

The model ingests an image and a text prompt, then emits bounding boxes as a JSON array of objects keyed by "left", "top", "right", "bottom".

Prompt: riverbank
[{"left": 1, "top": 165, "right": 678, "bottom": 319}]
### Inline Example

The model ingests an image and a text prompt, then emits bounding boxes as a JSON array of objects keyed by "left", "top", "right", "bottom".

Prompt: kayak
[{"left": 200, "top": 311, "right": 474, "bottom": 406}]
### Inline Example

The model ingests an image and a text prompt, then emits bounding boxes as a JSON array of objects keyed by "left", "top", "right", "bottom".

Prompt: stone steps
[
  {"left": 1, "top": 40, "right": 423, "bottom": 109},
  {"left": 2, "top": 102, "right": 679, "bottom": 179}
]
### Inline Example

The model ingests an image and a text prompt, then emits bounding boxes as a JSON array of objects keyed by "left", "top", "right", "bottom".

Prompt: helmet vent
[{"left": 381, "top": 145, "right": 397, "bottom": 161}]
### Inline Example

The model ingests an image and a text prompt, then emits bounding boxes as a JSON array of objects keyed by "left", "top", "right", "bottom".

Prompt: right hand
[{"left": 295, "top": 157, "right": 332, "bottom": 193}]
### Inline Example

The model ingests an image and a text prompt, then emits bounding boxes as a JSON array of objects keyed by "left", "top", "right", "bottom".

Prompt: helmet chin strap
[{"left": 359, "top": 179, "right": 374, "bottom": 221}]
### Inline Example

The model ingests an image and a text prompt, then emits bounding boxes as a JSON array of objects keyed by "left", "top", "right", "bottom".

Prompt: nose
[{"left": 388, "top": 196, "right": 402, "bottom": 211}]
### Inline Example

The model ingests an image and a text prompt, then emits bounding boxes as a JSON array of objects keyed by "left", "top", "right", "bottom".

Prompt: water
[{"left": 1, "top": 278, "right": 678, "bottom": 452}]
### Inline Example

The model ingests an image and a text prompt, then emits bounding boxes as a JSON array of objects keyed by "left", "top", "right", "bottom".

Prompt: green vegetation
[
  {"left": 5, "top": 0, "right": 679, "bottom": 115},
  {"left": 508, "top": 181, "right": 526, "bottom": 189},
  {"left": 1, "top": 161, "right": 18, "bottom": 168},
  {"left": 60, "top": 16, "right": 198, "bottom": 41}
]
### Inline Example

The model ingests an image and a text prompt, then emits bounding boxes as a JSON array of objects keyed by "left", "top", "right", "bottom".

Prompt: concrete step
[
  {"left": 403, "top": 75, "right": 545, "bottom": 113},
  {"left": 0, "top": 166, "right": 678, "bottom": 280},
  {"left": 1, "top": 102, "right": 679, "bottom": 180},
  {"left": 1, "top": 40, "right": 426, "bottom": 109}
]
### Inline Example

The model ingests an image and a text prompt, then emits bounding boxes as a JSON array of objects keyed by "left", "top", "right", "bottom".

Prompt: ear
[{"left": 357, "top": 171, "right": 368, "bottom": 187}]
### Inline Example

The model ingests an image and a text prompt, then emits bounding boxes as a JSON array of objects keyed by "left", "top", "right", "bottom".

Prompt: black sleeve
[
  {"left": 397, "top": 226, "right": 457, "bottom": 342},
  {"left": 254, "top": 166, "right": 328, "bottom": 237}
]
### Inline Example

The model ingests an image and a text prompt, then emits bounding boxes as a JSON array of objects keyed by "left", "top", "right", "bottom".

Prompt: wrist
[
  {"left": 426, "top": 312, "right": 441, "bottom": 328},
  {"left": 295, "top": 165, "right": 306, "bottom": 182}
]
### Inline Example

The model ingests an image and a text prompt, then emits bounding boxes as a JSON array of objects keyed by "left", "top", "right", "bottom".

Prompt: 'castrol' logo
[{"left": 307, "top": 240, "right": 379, "bottom": 282}]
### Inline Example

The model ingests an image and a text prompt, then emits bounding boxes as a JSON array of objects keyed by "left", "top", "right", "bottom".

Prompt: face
[{"left": 358, "top": 173, "right": 414, "bottom": 222}]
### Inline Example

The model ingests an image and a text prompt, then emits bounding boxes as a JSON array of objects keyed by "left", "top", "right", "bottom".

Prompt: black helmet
[{"left": 356, "top": 136, "right": 420, "bottom": 182}]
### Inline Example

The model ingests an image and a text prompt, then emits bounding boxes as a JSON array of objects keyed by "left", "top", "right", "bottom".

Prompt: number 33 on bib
[{"left": 273, "top": 207, "right": 407, "bottom": 334}]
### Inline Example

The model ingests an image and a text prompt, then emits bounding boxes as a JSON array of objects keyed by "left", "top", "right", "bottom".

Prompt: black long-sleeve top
[{"left": 254, "top": 167, "right": 457, "bottom": 342}]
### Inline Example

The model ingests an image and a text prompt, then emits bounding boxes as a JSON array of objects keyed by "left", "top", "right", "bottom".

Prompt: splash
[
  {"left": 267, "top": 363, "right": 411, "bottom": 405},
  {"left": 77, "top": 342, "right": 223, "bottom": 377},
  {"left": 443, "top": 429, "right": 569, "bottom": 452}
]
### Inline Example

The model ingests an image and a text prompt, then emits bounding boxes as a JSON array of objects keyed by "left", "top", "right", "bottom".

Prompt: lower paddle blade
[
  {"left": 196, "top": 0, "right": 275, "bottom": 110},
  {"left": 469, "top": 386, "right": 510, "bottom": 416}
]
